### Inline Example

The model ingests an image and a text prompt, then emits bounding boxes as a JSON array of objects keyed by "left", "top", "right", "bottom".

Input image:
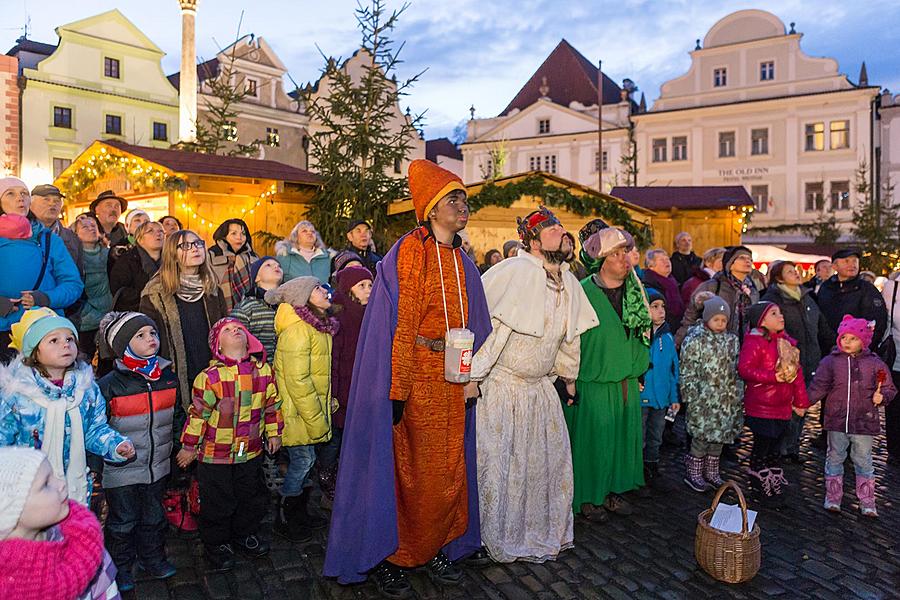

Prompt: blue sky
[{"left": 3, "top": 0, "right": 899, "bottom": 139}]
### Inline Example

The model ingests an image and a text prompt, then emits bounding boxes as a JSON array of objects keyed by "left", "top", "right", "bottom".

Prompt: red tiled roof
[
  {"left": 103, "top": 140, "right": 320, "bottom": 184},
  {"left": 502, "top": 39, "right": 624, "bottom": 115},
  {"left": 167, "top": 57, "right": 220, "bottom": 90},
  {"left": 610, "top": 186, "right": 753, "bottom": 210},
  {"left": 426, "top": 138, "right": 462, "bottom": 162}
]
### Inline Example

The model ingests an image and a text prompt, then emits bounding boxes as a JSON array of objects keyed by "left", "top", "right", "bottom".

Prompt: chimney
[{"left": 178, "top": 0, "right": 198, "bottom": 143}]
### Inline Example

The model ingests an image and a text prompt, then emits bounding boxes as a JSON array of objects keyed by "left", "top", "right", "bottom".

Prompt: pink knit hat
[
  {"left": 0, "top": 177, "right": 29, "bottom": 212},
  {"left": 209, "top": 317, "right": 264, "bottom": 363},
  {"left": 836, "top": 314, "right": 874, "bottom": 350},
  {"left": 0, "top": 213, "right": 31, "bottom": 239}
]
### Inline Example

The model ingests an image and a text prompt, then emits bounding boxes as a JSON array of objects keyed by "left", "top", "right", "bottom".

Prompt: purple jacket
[
  {"left": 323, "top": 230, "right": 492, "bottom": 584},
  {"left": 807, "top": 348, "right": 897, "bottom": 435}
]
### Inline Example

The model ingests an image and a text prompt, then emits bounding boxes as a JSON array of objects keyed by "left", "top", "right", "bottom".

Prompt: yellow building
[
  {"left": 11, "top": 10, "right": 180, "bottom": 188},
  {"left": 54, "top": 140, "right": 320, "bottom": 254}
]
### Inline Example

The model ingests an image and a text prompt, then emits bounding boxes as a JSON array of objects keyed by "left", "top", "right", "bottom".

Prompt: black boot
[
  {"left": 204, "top": 543, "right": 236, "bottom": 573},
  {"left": 424, "top": 551, "right": 462, "bottom": 586},
  {"left": 298, "top": 487, "right": 329, "bottom": 530},
  {"left": 274, "top": 496, "right": 312, "bottom": 543},
  {"left": 370, "top": 561, "right": 413, "bottom": 599}
]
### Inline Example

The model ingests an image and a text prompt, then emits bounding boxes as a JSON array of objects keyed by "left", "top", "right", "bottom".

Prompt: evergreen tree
[
  {"left": 852, "top": 160, "right": 899, "bottom": 274},
  {"left": 302, "top": 0, "right": 424, "bottom": 246}
]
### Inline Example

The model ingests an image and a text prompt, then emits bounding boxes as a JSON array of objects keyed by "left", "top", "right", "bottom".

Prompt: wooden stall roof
[
  {"left": 610, "top": 185, "right": 753, "bottom": 211},
  {"left": 389, "top": 171, "right": 655, "bottom": 220}
]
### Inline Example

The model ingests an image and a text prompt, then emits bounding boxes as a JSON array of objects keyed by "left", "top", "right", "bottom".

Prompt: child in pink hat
[{"left": 808, "top": 315, "right": 896, "bottom": 516}]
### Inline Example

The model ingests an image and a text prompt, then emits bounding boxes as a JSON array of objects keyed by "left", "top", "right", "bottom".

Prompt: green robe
[{"left": 563, "top": 278, "right": 650, "bottom": 510}]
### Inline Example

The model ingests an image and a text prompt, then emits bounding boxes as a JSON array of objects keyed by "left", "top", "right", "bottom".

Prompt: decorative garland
[
  {"left": 59, "top": 146, "right": 187, "bottom": 198},
  {"left": 467, "top": 175, "right": 654, "bottom": 248}
]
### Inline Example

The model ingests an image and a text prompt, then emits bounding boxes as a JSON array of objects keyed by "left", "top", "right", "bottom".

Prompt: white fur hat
[{"left": 0, "top": 447, "right": 47, "bottom": 539}]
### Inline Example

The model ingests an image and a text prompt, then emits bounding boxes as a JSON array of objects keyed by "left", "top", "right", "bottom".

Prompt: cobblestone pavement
[{"left": 127, "top": 404, "right": 900, "bottom": 599}]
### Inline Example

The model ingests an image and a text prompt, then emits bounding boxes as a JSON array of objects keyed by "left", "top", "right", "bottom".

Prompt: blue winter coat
[
  {"left": 0, "top": 359, "right": 128, "bottom": 483},
  {"left": 640, "top": 323, "right": 680, "bottom": 409},
  {"left": 275, "top": 241, "right": 331, "bottom": 284},
  {"left": 0, "top": 221, "right": 83, "bottom": 333}
]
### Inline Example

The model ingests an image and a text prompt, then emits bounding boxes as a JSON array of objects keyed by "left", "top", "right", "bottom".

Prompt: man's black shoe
[
  {"left": 234, "top": 534, "right": 270, "bottom": 557},
  {"left": 370, "top": 561, "right": 413, "bottom": 599},
  {"left": 424, "top": 551, "right": 462, "bottom": 585}
]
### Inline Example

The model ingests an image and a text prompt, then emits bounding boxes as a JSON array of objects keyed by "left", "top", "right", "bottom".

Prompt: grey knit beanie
[
  {"left": 702, "top": 295, "right": 731, "bottom": 323},
  {"left": 264, "top": 276, "right": 321, "bottom": 307}
]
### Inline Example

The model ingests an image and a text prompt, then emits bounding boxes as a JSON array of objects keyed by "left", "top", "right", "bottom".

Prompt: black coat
[
  {"left": 345, "top": 245, "right": 382, "bottom": 277},
  {"left": 816, "top": 275, "right": 887, "bottom": 351},
  {"left": 108, "top": 245, "right": 160, "bottom": 312},
  {"left": 670, "top": 251, "right": 702, "bottom": 286},
  {"left": 761, "top": 284, "right": 835, "bottom": 381}
]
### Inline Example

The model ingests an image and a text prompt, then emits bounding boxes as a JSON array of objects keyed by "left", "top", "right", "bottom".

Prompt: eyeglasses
[{"left": 176, "top": 240, "right": 206, "bottom": 251}]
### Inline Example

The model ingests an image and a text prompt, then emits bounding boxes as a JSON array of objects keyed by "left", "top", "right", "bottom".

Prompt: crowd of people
[{"left": 0, "top": 166, "right": 898, "bottom": 599}]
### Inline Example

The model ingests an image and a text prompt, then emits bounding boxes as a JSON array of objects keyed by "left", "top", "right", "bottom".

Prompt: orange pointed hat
[{"left": 408, "top": 159, "right": 466, "bottom": 223}]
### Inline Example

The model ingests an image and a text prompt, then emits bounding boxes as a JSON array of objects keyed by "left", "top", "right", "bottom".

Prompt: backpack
[{"left": 162, "top": 478, "right": 200, "bottom": 532}]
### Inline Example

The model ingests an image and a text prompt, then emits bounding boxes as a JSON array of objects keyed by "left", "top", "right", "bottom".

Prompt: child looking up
[
  {"left": 0, "top": 307, "right": 134, "bottom": 505},
  {"left": 808, "top": 315, "right": 896, "bottom": 516},
  {"left": 681, "top": 295, "right": 743, "bottom": 492},
  {"left": 176, "top": 317, "right": 282, "bottom": 572}
]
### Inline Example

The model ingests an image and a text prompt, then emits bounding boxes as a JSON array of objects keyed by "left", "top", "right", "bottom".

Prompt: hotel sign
[{"left": 718, "top": 167, "right": 769, "bottom": 182}]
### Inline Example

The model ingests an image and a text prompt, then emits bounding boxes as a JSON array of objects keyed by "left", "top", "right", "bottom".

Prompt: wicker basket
[{"left": 695, "top": 480, "right": 761, "bottom": 583}]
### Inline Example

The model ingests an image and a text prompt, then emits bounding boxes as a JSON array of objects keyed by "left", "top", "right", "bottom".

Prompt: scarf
[
  {"left": 122, "top": 346, "right": 161, "bottom": 380},
  {"left": 26, "top": 370, "right": 89, "bottom": 505},
  {"left": 136, "top": 245, "right": 161, "bottom": 275},
  {"left": 591, "top": 268, "right": 652, "bottom": 346},
  {"left": 0, "top": 501, "right": 105, "bottom": 600},
  {"left": 777, "top": 283, "right": 802, "bottom": 302},
  {"left": 176, "top": 273, "right": 206, "bottom": 303},
  {"left": 294, "top": 304, "right": 340, "bottom": 336},
  {"left": 725, "top": 271, "right": 756, "bottom": 332}
]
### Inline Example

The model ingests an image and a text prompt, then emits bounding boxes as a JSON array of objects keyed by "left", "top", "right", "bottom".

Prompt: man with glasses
[
  {"left": 30, "top": 184, "right": 82, "bottom": 274},
  {"left": 325, "top": 160, "right": 492, "bottom": 599}
]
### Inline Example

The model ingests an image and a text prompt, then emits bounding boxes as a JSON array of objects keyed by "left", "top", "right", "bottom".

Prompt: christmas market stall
[
  {"left": 54, "top": 140, "right": 320, "bottom": 252},
  {"left": 389, "top": 171, "right": 656, "bottom": 260},
  {"left": 611, "top": 186, "right": 753, "bottom": 254}
]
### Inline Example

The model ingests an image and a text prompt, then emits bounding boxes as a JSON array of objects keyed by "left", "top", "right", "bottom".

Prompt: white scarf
[{"left": 28, "top": 374, "right": 89, "bottom": 505}]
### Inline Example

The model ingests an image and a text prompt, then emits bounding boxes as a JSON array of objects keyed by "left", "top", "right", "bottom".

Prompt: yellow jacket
[{"left": 274, "top": 303, "right": 333, "bottom": 446}]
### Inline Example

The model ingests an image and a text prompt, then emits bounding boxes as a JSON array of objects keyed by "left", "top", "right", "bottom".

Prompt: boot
[
  {"left": 317, "top": 463, "right": 338, "bottom": 511},
  {"left": 683, "top": 455, "right": 708, "bottom": 492},
  {"left": 823, "top": 475, "right": 843, "bottom": 512},
  {"left": 274, "top": 496, "right": 312, "bottom": 543},
  {"left": 769, "top": 467, "right": 788, "bottom": 496},
  {"left": 298, "top": 487, "right": 329, "bottom": 530},
  {"left": 855, "top": 475, "right": 877, "bottom": 517},
  {"left": 370, "top": 561, "right": 413, "bottom": 599},
  {"left": 703, "top": 456, "right": 724, "bottom": 488}
]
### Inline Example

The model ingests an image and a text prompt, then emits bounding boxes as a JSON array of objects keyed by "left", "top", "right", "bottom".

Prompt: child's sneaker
[
  {"left": 138, "top": 559, "right": 176, "bottom": 579},
  {"left": 856, "top": 475, "right": 878, "bottom": 518},
  {"left": 683, "top": 455, "right": 708, "bottom": 492},
  {"left": 823, "top": 475, "right": 842, "bottom": 512},
  {"left": 234, "top": 534, "right": 270, "bottom": 557},
  {"left": 205, "top": 544, "right": 236, "bottom": 572},
  {"left": 116, "top": 568, "right": 135, "bottom": 592}
]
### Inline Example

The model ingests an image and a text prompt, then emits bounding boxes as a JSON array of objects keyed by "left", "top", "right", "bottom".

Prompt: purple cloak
[{"left": 323, "top": 230, "right": 492, "bottom": 584}]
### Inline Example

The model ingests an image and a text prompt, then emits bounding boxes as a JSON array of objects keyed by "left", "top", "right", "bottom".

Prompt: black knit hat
[
  {"left": 722, "top": 245, "right": 752, "bottom": 272},
  {"left": 747, "top": 301, "right": 777, "bottom": 330},
  {"left": 98, "top": 311, "right": 158, "bottom": 359}
]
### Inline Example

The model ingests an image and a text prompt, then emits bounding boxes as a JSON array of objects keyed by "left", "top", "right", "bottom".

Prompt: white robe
[{"left": 472, "top": 251, "right": 597, "bottom": 563}]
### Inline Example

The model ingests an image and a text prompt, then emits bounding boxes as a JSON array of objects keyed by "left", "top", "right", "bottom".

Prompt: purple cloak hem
[{"left": 323, "top": 230, "right": 492, "bottom": 584}]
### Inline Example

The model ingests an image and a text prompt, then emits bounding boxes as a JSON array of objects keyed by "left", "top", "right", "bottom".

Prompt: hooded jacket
[
  {"left": 97, "top": 358, "right": 178, "bottom": 487},
  {"left": 738, "top": 329, "right": 810, "bottom": 420},
  {"left": 640, "top": 322, "right": 680, "bottom": 410},
  {"left": 807, "top": 348, "right": 897, "bottom": 435},
  {"left": 274, "top": 302, "right": 335, "bottom": 446},
  {"left": 275, "top": 240, "right": 332, "bottom": 284}
]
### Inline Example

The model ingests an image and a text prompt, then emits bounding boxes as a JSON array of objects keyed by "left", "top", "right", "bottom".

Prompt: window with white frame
[
  {"left": 830, "top": 120, "right": 850, "bottom": 149},
  {"left": 760, "top": 61, "right": 775, "bottom": 81},
  {"left": 672, "top": 136, "right": 688, "bottom": 161},
  {"left": 538, "top": 119, "right": 550, "bottom": 135},
  {"left": 805, "top": 182, "right": 825, "bottom": 212},
  {"left": 714, "top": 68, "right": 727, "bottom": 87},
  {"left": 594, "top": 150, "right": 608, "bottom": 172},
  {"left": 830, "top": 180, "right": 850, "bottom": 210},
  {"left": 52, "top": 158, "right": 72, "bottom": 179},
  {"left": 529, "top": 154, "right": 557, "bottom": 174},
  {"left": 718, "top": 131, "right": 735, "bottom": 158},
  {"left": 751, "top": 128, "right": 769, "bottom": 156},
  {"left": 805, "top": 122, "right": 825, "bottom": 151},
  {"left": 750, "top": 184, "right": 769, "bottom": 213},
  {"left": 652, "top": 138, "right": 667, "bottom": 162}
]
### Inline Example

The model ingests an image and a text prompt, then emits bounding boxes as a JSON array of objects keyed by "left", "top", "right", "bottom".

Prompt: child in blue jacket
[{"left": 640, "top": 288, "right": 680, "bottom": 485}]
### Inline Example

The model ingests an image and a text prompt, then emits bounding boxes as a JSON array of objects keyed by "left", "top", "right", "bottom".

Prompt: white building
[
  {"left": 879, "top": 91, "right": 900, "bottom": 208},
  {"left": 10, "top": 10, "right": 180, "bottom": 187},
  {"left": 461, "top": 39, "right": 637, "bottom": 191}
]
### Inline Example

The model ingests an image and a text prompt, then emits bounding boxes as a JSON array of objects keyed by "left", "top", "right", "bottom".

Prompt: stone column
[{"left": 178, "top": 0, "right": 198, "bottom": 143}]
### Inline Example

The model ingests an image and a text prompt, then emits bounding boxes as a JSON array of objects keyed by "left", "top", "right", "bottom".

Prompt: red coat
[{"left": 738, "top": 329, "right": 810, "bottom": 420}]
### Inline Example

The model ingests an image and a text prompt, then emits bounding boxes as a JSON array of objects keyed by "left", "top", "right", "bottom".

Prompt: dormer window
[
  {"left": 538, "top": 119, "right": 550, "bottom": 134},
  {"left": 104, "top": 57, "right": 120, "bottom": 79},
  {"left": 713, "top": 68, "right": 727, "bottom": 87},
  {"left": 760, "top": 61, "right": 775, "bottom": 81}
]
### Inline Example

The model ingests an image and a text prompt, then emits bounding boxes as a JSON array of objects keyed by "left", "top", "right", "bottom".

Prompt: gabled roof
[
  {"left": 502, "top": 39, "right": 624, "bottom": 115},
  {"left": 610, "top": 186, "right": 753, "bottom": 210},
  {"left": 426, "top": 138, "right": 462, "bottom": 162},
  {"left": 6, "top": 37, "right": 56, "bottom": 57},
  {"left": 167, "top": 57, "right": 220, "bottom": 90},
  {"left": 100, "top": 140, "right": 320, "bottom": 184}
]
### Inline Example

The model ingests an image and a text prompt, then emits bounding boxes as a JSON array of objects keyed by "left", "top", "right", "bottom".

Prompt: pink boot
[
  {"left": 856, "top": 475, "right": 877, "bottom": 517},
  {"left": 823, "top": 475, "right": 842, "bottom": 512}
]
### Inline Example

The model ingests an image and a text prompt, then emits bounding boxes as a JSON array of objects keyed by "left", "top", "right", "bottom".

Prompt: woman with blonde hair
[
  {"left": 140, "top": 230, "right": 227, "bottom": 415},
  {"left": 275, "top": 220, "right": 331, "bottom": 283}
]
